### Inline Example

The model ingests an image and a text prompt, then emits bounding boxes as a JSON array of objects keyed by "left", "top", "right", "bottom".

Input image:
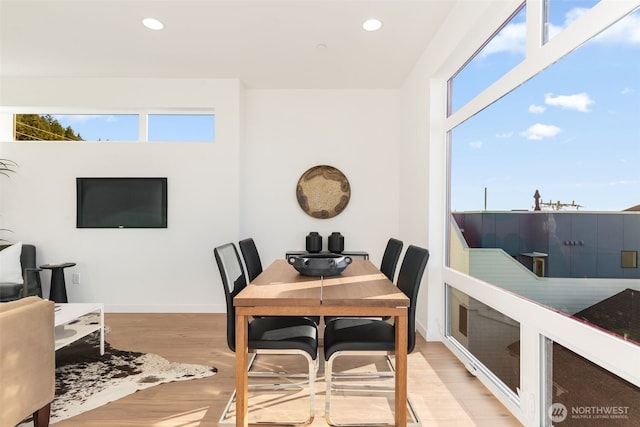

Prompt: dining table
[{"left": 233, "top": 258, "right": 410, "bottom": 427}]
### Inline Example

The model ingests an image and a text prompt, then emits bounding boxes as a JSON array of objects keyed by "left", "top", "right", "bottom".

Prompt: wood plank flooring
[{"left": 53, "top": 313, "right": 522, "bottom": 426}]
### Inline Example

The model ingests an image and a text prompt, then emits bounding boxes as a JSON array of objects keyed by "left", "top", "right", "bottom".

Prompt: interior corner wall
[
  {"left": 0, "top": 77, "right": 241, "bottom": 312},
  {"left": 241, "top": 89, "right": 401, "bottom": 267},
  {"left": 399, "top": 0, "right": 518, "bottom": 341}
]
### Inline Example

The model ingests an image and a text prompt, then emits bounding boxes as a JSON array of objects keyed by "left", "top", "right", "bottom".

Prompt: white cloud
[
  {"left": 565, "top": 8, "right": 589, "bottom": 26},
  {"left": 544, "top": 92, "right": 594, "bottom": 112},
  {"left": 520, "top": 123, "right": 562, "bottom": 140},
  {"left": 621, "top": 87, "right": 633, "bottom": 95},
  {"left": 547, "top": 7, "right": 640, "bottom": 46},
  {"left": 593, "top": 11, "right": 640, "bottom": 46},
  {"left": 496, "top": 132, "right": 513, "bottom": 138},
  {"left": 469, "top": 141, "right": 483, "bottom": 149},
  {"left": 529, "top": 104, "right": 546, "bottom": 114},
  {"left": 481, "top": 22, "right": 526, "bottom": 57},
  {"left": 543, "top": 8, "right": 587, "bottom": 41}
]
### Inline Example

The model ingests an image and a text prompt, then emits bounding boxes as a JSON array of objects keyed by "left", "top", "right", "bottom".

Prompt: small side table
[{"left": 40, "top": 262, "right": 76, "bottom": 303}]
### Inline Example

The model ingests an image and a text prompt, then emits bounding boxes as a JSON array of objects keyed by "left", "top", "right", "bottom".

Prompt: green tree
[{"left": 15, "top": 114, "right": 83, "bottom": 141}]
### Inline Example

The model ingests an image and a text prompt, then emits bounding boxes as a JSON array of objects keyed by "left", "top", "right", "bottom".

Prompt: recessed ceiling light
[
  {"left": 362, "top": 18, "right": 382, "bottom": 32},
  {"left": 142, "top": 17, "right": 164, "bottom": 30}
]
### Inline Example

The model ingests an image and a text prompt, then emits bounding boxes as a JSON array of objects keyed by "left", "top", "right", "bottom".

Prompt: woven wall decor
[{"left": 296, "top": 165, "right": 350, "bottom": 219}]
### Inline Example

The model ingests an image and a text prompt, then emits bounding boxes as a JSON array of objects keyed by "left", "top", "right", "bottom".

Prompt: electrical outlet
[{"left": 72, "top": 272, "right": 80, "bottom": 284}]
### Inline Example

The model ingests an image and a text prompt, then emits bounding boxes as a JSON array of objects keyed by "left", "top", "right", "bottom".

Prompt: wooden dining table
[{"left": 233, "top": 258, "right": 410, "bottom": 427}]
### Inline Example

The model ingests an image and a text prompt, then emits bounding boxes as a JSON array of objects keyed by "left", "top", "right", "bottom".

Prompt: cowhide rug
[{"left": 20, "top": 326, "right": 217, "bottom": 425}]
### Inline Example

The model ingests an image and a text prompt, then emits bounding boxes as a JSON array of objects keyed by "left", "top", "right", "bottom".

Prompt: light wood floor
[{"left": 53, "top": 313, "right": 522, "bottom": 427}]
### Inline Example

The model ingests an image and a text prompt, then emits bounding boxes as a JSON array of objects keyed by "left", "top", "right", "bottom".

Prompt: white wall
[
  {"left": 0, "top": 80, "right": 401, "bottom": 311},
  {"left": 241, "top": 89, "right": 400, "bottom": 266},
  {"left": 0, "top": 77, "right": 241, "bottom": 312}
]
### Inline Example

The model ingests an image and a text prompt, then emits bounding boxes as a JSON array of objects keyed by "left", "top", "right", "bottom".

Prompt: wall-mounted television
[{"left": 76, "top": 177, "right": 167, "bottom": 228}]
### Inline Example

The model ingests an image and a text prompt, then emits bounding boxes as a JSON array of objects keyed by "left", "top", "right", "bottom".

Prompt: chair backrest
[
  {"left": 380, "top": 238, "right": 403, "bottom": 281},
  {"left": 0, "top": 243, "right": 41, "bottom": 301},
  {"left": 396, "top": 245, "right": 429, "bottom": 353},
  {"left": 214, "top": 243, "right": 247, "bottom": 352},
  {"left": 239, "top": 238, "right": 263, "bottom": 282}
]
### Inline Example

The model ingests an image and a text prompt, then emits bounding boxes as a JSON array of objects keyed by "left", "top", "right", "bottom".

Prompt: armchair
[
  {"left": 0, "top": 243, "right": 43, "bottom": 302},
  {"left": 0, "top": 296, "right": 55, "bottom": 427}
]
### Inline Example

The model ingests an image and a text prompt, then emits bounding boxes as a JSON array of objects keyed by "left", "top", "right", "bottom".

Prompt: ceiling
[{"left": 0, "top": 0, "right": 457, "bottom": 89}]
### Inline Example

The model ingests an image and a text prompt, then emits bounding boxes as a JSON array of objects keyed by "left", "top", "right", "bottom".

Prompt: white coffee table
[{"left": 54, "top": 303, "right": 104, "bottom": 355}]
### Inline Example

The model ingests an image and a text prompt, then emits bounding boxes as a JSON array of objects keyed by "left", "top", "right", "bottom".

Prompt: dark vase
[
  {"left": 328, "top": 232, "right": 344, "bottom": 254},
  {"left": 306, "top": 232, "right": 322, "bottom": 253}
]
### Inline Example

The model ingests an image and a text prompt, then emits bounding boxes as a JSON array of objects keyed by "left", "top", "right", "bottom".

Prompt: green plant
[{"left": 0, "top": 159, "right": 18, "bottom": 242}]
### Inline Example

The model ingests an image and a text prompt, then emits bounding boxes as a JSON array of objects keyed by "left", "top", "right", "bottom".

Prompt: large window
[
  {"left": 444, "top": 2, "right": 639, "bottom": 424},
  {"left": 451, "top": 8, "right": 639, "bottom": 213}
]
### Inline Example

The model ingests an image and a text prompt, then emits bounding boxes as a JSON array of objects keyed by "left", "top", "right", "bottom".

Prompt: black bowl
[{"left": 287, "top": 253, "right": 352, "bottom": 277}]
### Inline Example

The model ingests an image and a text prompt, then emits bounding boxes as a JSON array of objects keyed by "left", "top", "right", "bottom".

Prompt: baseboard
[{"left": 416, "top": 318, "right": 442, "bottom": 342}]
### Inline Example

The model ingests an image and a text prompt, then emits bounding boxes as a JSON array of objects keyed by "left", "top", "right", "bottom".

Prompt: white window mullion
[
  {"left": 527, "top": 0, "right": 545, "bottom": 53},
  {"left": 139, "top": 113, "right": 148, "bottom": 142}
]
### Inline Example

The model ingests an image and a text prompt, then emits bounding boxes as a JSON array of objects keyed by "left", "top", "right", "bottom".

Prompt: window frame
[
  {"left": 9, "top": 110, "right": 215, "bottom": 143},
  {"left": 439, "top": 1, "right": 640, "bottom": 424}
]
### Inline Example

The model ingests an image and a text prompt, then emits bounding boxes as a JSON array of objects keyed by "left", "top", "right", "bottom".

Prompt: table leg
[
  {"left": 49, "top": 268, "right": 68, "bottom": 303},
  {"left": 395, "top": 312, "right": 408, "bottom": 427},
  {"left": 235, "top": 313, "right": 249, "bottom": 427}
]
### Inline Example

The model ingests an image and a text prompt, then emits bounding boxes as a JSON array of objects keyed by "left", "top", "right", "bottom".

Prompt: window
[
  {"left": 544, "top": 340, "right": 638, "bottom": 425},
  {"left": 13, "top": 113, "right": 215, "bottom": 142},
  {"left": 447, "top": 285, "right": 521, "bottom": 395},
  {"left": 544, "top": 0, "right": 601, "bottom": 43},
  {"left": 444, "top": 3, "right": 639, "bottom": 421},
  {"left": 448, "top": 5, "right": 640, "bottom": 299},
  {"left": 448, "top": 4, "right": 526, "bottom": 115},
  {"left": 148, "top": 114, "right": 215, "bottom": 142},
  {"left": 15, "top": 114, "right": 138, "bottom": 141}
]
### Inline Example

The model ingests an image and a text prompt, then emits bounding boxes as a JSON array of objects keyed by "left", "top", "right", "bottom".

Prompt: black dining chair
[
  {"left": 322, "top": 244, "right": 429, "bottom": 426},
  {"left": 323, "top": 238, "right": 403, "bottom": 325},
  {"left": 240, "top": 238, "right": 320, "bottom": 325},
  {"left": 214, "top": 242, "right": 319, "bottom": 425},
  {"left": 380, "top": 237, "right": 403, "bottom": 282},
  {"left": 239, "top": 237, "right": 263, "bottom": 282}
]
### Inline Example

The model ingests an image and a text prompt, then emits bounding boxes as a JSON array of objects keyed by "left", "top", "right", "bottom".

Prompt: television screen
[{"left": 76, "top": 178, "right": 167, "bottom": 228}]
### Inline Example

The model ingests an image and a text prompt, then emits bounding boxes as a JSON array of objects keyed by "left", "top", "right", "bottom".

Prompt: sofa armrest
[
  {"left": 0, "top": 296, "right": 55, "bottom": 426},
  {"left": 23, "top": 267, "right": 43, "bottom": 298}
]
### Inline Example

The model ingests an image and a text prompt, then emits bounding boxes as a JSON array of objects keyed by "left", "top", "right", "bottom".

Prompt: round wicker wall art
[{"left": 296, "top": 165, "right": 350, "bottom": 219}]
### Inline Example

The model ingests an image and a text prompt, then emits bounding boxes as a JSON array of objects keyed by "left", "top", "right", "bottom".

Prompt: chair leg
[
  {"left": 219, "top": 351, "right": 316, "bottom": 425},
  {"left": 325, "top": 352, "right": 421, "bottom": 427},
  {"left": 33, "top": 402, "right": 51, "bottom": 427}
]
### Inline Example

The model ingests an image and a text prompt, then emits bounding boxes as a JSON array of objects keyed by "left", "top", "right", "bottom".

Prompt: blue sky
[
  {"left": 52, "top": 114, "right": 215, "bottom": 142},
  {"left": 451, "top": 2, "right": 639, "bottom": 212}
]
